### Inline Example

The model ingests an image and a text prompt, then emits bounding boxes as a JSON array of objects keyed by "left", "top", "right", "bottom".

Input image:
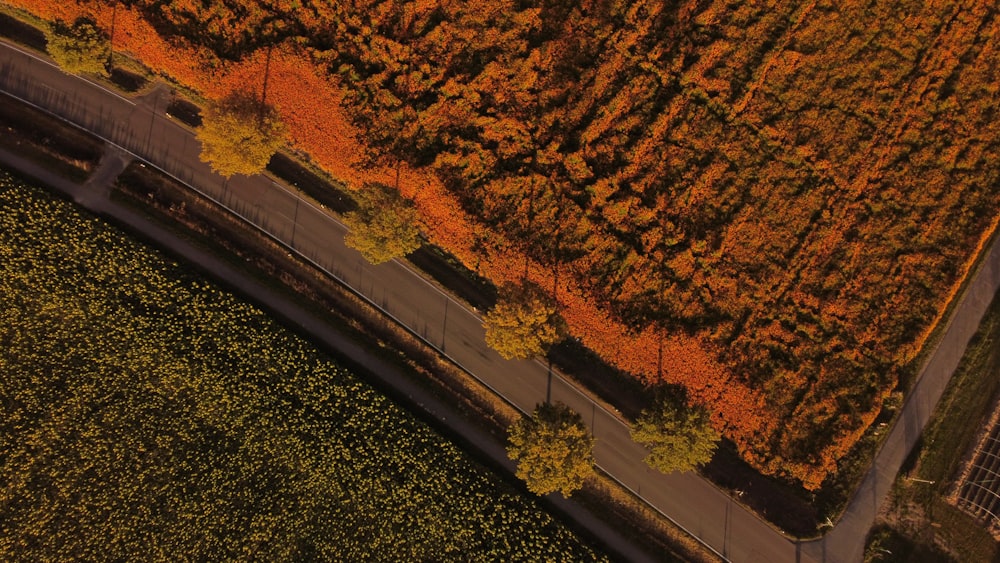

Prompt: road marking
[{"left": 0, "top": 40, "right": 136, "bottom": 106}]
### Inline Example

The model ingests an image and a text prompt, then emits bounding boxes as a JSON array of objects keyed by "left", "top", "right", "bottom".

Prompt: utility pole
[{"left": 106, "top": 1, "right": 118, "bottom": 73}]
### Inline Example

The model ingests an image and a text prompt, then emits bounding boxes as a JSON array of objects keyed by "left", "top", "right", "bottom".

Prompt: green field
[{"left": 0, "top": 169, "right": 607, "bottom": 561}]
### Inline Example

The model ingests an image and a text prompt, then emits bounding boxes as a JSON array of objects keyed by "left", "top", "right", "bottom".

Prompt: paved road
[{"left": 4, "top": 39, "right": 1000, "bottom": 562}]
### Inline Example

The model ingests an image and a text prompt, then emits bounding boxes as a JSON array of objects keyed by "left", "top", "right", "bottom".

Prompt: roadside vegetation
[
  {"left": 44, "top": 16, "right": 107, "bottom": 76},
  {"left": 507, "top": 402, "right": 596, "bottom": 497},
  {"left": 864, "top": 290, "right": 1000, "bottom": 561},
  {"left": 0, "top": 90, "right": 102, "bottom": 181},
  {"left": 0, "top": 169, "right": 613, "bottom": 561},
  {"left": 342, "top": 182, "right": 422, "bottom": 264},
  {"left": 484, "top": 281, "right": 567, "bottom": 361},
  {"left": 632, "top": 388, "right": 720, "bottom": 475},
  {"left": 196, "top": 93, "right": 286, "bottom": 178}
]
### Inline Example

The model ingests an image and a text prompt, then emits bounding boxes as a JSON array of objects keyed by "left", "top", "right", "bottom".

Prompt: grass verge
[
  {"left": 0, "top": 8, "right": 45, "bottom": 50},
  {"left": 863, "top": 290, "right": 1000, "bottom": 562},
  {"left": 0, "top": 91, "right": 102, "bottom": 181}
]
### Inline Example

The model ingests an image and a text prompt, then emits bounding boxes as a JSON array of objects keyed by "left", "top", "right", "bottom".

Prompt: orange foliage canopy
[{"left": 11, "top": 0, "right": 1000, "bottom": 491}]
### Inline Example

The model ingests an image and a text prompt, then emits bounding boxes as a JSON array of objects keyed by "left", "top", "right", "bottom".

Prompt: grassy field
[{"left": 0, "top": 169, "right": 610, "bottom": 561}]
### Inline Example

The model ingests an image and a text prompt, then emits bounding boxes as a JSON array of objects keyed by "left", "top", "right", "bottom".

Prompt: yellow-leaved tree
[
  {"left": 483, "top": 281, "right": 566, "bottom": 360},
  {"left": 196, "top": 94, "right": 286, "bottom": 178},
  {"left": 342, "top": 183, "right": 422, "bottom": 264},
  {"left": 507, "top": 402, "right": 595, "bottom": 497},
  {"left": 45, "top": 18, "right": 109, "bottom": 76},
  {"left": 630, "top": 388, "right": 720, "bottom": 474}
]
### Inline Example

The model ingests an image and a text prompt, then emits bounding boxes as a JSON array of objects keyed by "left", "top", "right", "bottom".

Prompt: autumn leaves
[
  {"left": 342, "top": 183, "right": 422, "bottom": 264},
  {"left": 483, "top": 282, "right": 566, "bottom": 361},
  {"left": 507, "top": 403, "right": 595, "bottom": 497},
  {"left": 196, "top": 94, "right": 286, "bottom": 178},
  {"left": 506, "top": 392, "right": 719, "bottom": 498},
  {"left": 44, "top": 17, "right": 108, "bottom": 76},
  {"left": 484, "top": 283, "right": 719, "bottom": 497}
]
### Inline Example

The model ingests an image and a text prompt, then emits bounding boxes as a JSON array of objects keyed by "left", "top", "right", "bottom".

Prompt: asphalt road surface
[{"left": 4, "top": 40, "right": 1000, "bottom": 562}]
